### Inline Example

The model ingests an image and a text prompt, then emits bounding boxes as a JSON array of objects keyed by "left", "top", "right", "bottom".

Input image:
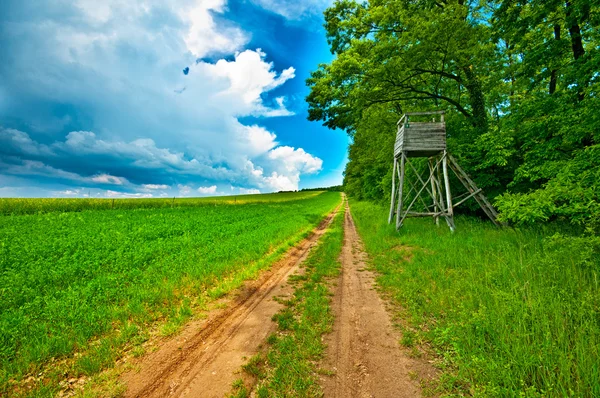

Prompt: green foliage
[
  {"left": 0, "top": 192, "right": 340, "bottom": 396},
  {"left": 309, "top": 0, "right": 599, "bottom": 232},
  {"left": 350, "top": 199, "right": 600, "bottom": 397},
  {"left": 249, "top": 206, "right": 344, "bottom": 397}
]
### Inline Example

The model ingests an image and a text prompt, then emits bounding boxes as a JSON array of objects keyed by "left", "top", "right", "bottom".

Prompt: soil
[
  {"left": 319, "top": 201, "right": 438, "bottom": 397},
  {"left": 120, "top": 206, "right": 340, "bottom": 398},
  {"left": 120, "top": 197, "right": 437, "bottom": 397}
]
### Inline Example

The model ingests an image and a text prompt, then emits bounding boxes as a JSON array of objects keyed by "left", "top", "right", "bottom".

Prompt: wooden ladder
[{"left": 447, "top": 154, "right": 503, "bottom": 226}]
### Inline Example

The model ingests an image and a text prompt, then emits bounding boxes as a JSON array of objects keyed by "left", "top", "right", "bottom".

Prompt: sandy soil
[
  {"left": 120, "top": 206, "right": 340, "bottom": 398},
  {"left": 319, "top": 201, "right": 438, "bottom": 398}
]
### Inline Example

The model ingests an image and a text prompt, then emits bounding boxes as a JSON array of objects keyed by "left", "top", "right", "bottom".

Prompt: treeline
[
  {"left": 307, "top": 0, "right": 599, "bottom": 237},
  {"left": 300, "top": 185, "right": 344, "bottom": 192}
]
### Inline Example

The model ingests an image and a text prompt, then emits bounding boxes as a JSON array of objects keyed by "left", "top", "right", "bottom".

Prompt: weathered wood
[
  {"left": 429, "top": 159, "right": 439, "bottom": 226},
  {"left": 388, "top": 157, "right": 397, "bottom": 224},
  {"left": 395, "top": 153, "right": 406, "bottom": 230},
  {"left": 405, "top": 111, "right": 446, "bottom": 116},
  {"left": 395, "top": 119, "right": 446, "bottom": 156},
  {"left": 390, "top": 111, "right": 499, "bottom": 231},
  {"left": 447, "top": 154, "right": 503, "bottom": 226},
  {"left": 442, "top": 151, "right": 456, "bottom": 231}
]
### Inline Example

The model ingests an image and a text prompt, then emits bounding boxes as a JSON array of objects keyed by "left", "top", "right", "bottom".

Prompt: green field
[
  {"left": 350, "top": 200, "right": 600, "bottom": 397},
  {"left": 0, "top": 191, "right": 322, "bottom": 216},
  {"left": 0, "top": 191, "right": 341, "bottom": 396}
]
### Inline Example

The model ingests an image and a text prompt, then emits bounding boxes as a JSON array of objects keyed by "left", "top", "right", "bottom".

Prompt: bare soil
[
  {"left": 319, "top": 202, "right": 438, "bottom": 397},
  {"left": 120, "top": 198, "right": 437, "bottom": 398},
  {"left": 120, "top": 207, "right": 339, "bottom": 398}
]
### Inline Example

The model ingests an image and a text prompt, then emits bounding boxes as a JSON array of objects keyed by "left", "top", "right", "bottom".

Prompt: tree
[
  {"left": 307, "top": 0, "right": 499, "bottom": 136},
  {"left": 309, "top": 0, "right": 600, "bottom": 234}
]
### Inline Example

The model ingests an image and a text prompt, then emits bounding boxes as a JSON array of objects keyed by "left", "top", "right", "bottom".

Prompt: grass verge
[
  {"left": 233, "top": 202, "right": 344, "bottom": 398},
  {"left": 349, "top": 199, "right": 600, "bottom": 397}
]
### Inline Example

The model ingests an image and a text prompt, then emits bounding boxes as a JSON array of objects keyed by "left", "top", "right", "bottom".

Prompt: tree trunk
[
  {"left": 549, "top": 24, "right": 561, "bottom": 95},
  {"left": 463, "top": 66, "right": 488, "bottom": 135},
  {"left": 565, "top": 1, "right": 586, "bottom": 100}
]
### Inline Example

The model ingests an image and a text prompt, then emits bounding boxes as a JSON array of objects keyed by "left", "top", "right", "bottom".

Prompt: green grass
[
  {"left": 0, "top": 192, "right": 341, "bottom": 396},
  {"left": 241, "top": 201, "right": 344, "bottom": 397},
  {"left": 349, "top": 199, "right": 600, "bottom": 397},
  {"left": 0, "top": 191, "right": 323, "bottom": 215}
]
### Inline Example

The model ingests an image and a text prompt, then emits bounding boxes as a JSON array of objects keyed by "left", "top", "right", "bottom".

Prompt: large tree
[
  {"left": 307, "top": 0, "right": 499, "bottom": 136},
  {"left": 310, "top": 0, "right": 600, "bottom": 231}
]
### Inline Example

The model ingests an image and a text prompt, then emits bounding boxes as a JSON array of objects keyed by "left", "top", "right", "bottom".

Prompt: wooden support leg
[
  {"left": 388, "top": 157, "right": 397, "bottom": 224},
  {"left": 395, "top": 153, "right": 406, "bottom": 230},
  {"left": 442, "top": 151, "right": 455, "bottom": 232},
  {"left": 429, "top": 158, "right": 439, "bottom": 226}
]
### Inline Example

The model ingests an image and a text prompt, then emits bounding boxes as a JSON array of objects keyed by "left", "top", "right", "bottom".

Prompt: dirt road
[
  {"left": 121, "top": 198, "right": 435, "bottom": 397},
  {"left": 121, "top": 207, "right": 340, "bottom": 398},
  {"left": 320, "top": 202, "right": 437, "bottom": 397}
]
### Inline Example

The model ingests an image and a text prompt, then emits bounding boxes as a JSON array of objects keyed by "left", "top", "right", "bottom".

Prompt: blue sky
[{"left": 0, "top": 0, "right": 348, "bottom": 198}]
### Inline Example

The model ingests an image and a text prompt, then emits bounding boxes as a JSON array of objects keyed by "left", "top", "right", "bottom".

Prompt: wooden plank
[
  {"left": 388, "top": 158, "right": 397, "bottom": 224},
  {"left": 405, "top": 111, "right": 445, "bottom": 116}
]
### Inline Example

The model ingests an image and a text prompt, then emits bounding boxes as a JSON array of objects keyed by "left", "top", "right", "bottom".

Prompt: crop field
[
  {"left": 0, "top": 191, "right": 341, "bottom": 396},
  {"left": 0, "top": 191, "right": 322, "bottom": 216}
]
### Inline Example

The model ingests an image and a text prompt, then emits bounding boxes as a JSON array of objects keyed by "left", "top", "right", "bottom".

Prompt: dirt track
[
  {"left": 121, "top": 197, "right": 436, "bottom": 397},
  {"left": 320, "top": 201, "right": 437, "bottom": 397},
  {"left": 121, "top": 207, "right": 340, "bottom": 398}
]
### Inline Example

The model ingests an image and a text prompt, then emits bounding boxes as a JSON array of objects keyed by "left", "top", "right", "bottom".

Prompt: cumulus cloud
[
  {"left": 268, "top": 146, "right": 323, "bottom": 174},
  {"left": 143, "top": 184, "right": 169, "bottom": 190},
  {"left": 200, "top": 49, "right": 295, "bottom": 114},
  {"left": 183, "top": 0, "right": 249, "bottom": 57},
  {"left": 197, "top": 185, "right": 217, "bottom": 194},
  {"left": 91, "top": 174, "right": 127, "bottom": 185},
  {"left": 1, "top": 128, "right": 54, "bottom": 157},
  {"left": 0, "top": 0, "right": 324, "bottom": 196},
  {"left": 1, "top": 129, "right": 322, "bottom": 193}
]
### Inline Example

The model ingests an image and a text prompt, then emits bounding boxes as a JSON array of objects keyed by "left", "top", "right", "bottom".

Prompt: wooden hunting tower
[{"left": 389, "top": 111, "right": 501, "bottom": 231}]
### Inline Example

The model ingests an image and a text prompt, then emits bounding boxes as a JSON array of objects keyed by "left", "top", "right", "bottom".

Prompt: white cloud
[
  {"left": 56, "top": 189, "right": 80, "bottom": 196},
  {"left": 250, "top": 0, "right": 333, "bottom": 20},
  {"left": 105, "top": 190, "right": 153, "bottom": 198},
  {"left": 1, "top": 1, "right": 324, "bottom": 195},
  {"left": 91, "top": 174, "right": 127, "bottom": 185},
  {"left": 183, "top": 0, "right": 249, "bottom": 57},
  {"left": 237, "top": 124, "right": 278, "bottom": 157},
  {"left": 268, "top": 146, "right": 323, "bottom": 174},
  {"left": 178, "top": 184, "right": 192, "bottom": 196},
  {"left": 197, "top": 185, "right": 217, "bottom": 194},
  {"left": 143, "top": 184, "right": 169, "bottom": 190},
  {"left": 201, "top": 49, "right": 295, "bottom": 110}
]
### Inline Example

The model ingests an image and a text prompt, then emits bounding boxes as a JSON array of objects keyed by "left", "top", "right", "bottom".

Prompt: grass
[
  {"left": 0, "top": 191, "right": 323, "bottom": 215},
  {"left": 349, "top": 199, "right": 600, "bottom": 397},
  {"left": 0, "top": 192, "right": 341, "bottom": 397},
  {"left": 237, "top": 200, "right": 345, "bottom": 397}
]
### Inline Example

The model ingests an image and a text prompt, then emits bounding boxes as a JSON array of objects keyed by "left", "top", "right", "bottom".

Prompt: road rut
[
  {"left": 121, "top": 206, "right": 340, "bottom": 398},
  {"left": 320, "top": 201, "right": 437, "bottom": 397}
]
